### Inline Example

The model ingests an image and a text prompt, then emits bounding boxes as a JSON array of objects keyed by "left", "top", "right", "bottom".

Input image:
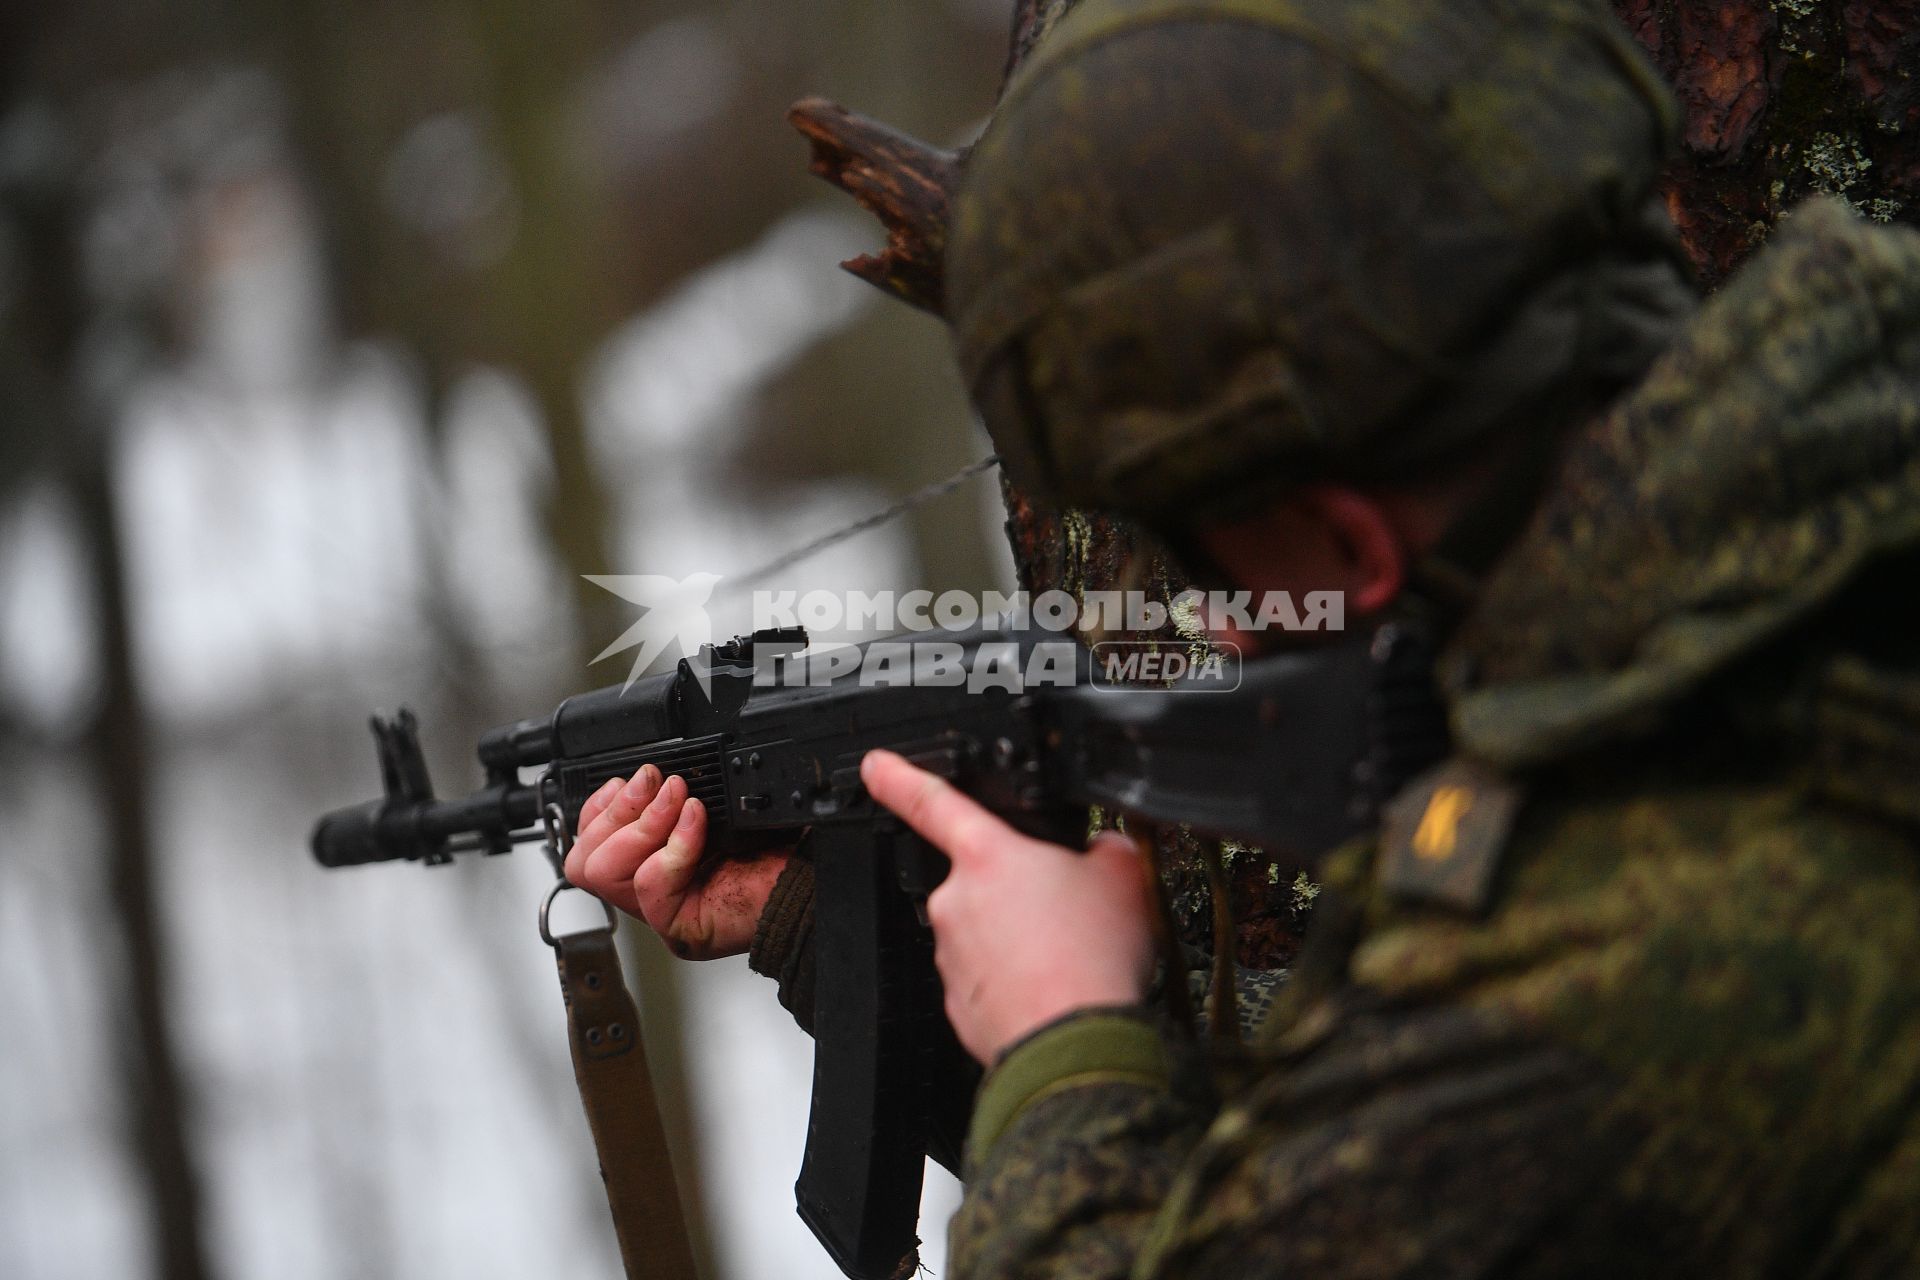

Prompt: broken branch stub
[{"left": 787, "top": 96, "right": 960, "bottom": 316}]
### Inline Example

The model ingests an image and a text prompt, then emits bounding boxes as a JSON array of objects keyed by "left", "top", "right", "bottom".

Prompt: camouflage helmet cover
[{"left": 947, "top": 0, "right": 1687, "bottom": 520}]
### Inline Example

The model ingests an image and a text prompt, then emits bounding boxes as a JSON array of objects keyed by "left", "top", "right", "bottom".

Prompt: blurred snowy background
[{"left": 0, "top": 3, "right": 1017, "bottom": 1277}]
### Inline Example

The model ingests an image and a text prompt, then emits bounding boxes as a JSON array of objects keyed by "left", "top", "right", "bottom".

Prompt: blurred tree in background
[{"left": 0, "top": 2, "right": 1005, "bottom": 1278}]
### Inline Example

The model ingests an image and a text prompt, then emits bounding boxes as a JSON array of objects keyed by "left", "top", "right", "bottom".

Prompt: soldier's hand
[
  {"left": 563, "top": 764, "right": 790, "bottom": 960},
  {"left": 861, "top": 749, "right": 1157, "bottom": 1065}
]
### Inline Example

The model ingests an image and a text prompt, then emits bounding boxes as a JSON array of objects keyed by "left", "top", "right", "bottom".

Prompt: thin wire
[{"left": 712, "top": 455, "right": 1002, "bottom": 601}]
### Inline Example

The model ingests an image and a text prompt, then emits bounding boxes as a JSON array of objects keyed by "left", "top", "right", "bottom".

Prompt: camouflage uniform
[
  {"left": 944, "top": 195, "right": 1920, "bottom": 1278},
  {"left": 754, "top": 0, "right": 1920, "bottom": 1273}
]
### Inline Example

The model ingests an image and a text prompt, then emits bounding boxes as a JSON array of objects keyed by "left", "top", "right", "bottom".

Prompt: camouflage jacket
[{"left": 751, "top": 199, "right": 1920, "bottom": 1276}]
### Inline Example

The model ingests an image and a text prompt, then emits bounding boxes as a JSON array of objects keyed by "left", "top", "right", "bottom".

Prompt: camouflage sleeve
[
  {"left": 1125, "top": 998, "right": 1630, "bottom": 1279},
  {"left": 950, "top": 1009, "right": 1215, "bottom": 1280},
  {"left": 950, "top": 987, "right": 1635, "bottom": 1280},
  {"left": 954, "top": 759, "right": 1920, "bottom": 1279}
]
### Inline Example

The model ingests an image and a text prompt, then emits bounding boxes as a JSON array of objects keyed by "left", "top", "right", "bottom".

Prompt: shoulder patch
[{"left": 1377, "top": 757, "right": 1525, "bottom": 914}]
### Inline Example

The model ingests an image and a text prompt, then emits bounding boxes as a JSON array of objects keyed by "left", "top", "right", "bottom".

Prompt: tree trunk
[
  {"left": 73, "top": 439, "right": 218, "bottom": 1280},
  {"left": 1622, "top": 0, "right": 1920, "bottom": 287},
  {"left": 6, "top": 143, "right": 218, "bottom": 1279}
]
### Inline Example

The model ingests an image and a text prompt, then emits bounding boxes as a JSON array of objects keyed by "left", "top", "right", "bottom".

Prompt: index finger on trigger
[{"left": 860, "top": 749, "right": 1014, "bottom": 864}]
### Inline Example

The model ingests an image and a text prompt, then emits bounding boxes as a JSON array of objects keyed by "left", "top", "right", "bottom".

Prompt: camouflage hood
[{"left": 1444, "top": 198, "right": 1920, "bottom": 801}]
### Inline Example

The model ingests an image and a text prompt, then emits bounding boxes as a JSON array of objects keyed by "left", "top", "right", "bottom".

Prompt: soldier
[{"left": 567, "top": 0, "right": 1920, "bottom": 1273}]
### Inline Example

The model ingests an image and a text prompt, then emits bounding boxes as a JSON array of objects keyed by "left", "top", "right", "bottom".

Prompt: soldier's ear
[
  {"left": 1189, "top": 484, "right": 1407, "bottom": 622},
  {"left": 1297, "top": 485, "right": 1405, "bottom": 617}
]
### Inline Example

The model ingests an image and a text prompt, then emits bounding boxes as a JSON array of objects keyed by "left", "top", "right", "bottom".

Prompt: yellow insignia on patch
[
  {"left": 1378, "top": 759, "right": 1524, "bottom": 914},
  {"left": 1411, "top": 786, "right": 1473, "bottom": 860}
]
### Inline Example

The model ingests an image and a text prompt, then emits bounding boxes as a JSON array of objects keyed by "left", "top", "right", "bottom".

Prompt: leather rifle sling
[{"left": 554, "top": 926, "right": 700, "bottom": 1280}]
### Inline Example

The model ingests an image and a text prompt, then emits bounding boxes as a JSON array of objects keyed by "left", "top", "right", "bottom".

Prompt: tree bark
[
  {"left": 1623, "top": 0, "right": 1920, "bottom": 287},
  {"left": 789, "top": 97, "right": 959, "bottom": 315}
]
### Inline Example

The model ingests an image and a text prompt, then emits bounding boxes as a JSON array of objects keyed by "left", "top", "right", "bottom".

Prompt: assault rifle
[{"left": 312, "top": 624, "right": 1445, "bottom": 1279}]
